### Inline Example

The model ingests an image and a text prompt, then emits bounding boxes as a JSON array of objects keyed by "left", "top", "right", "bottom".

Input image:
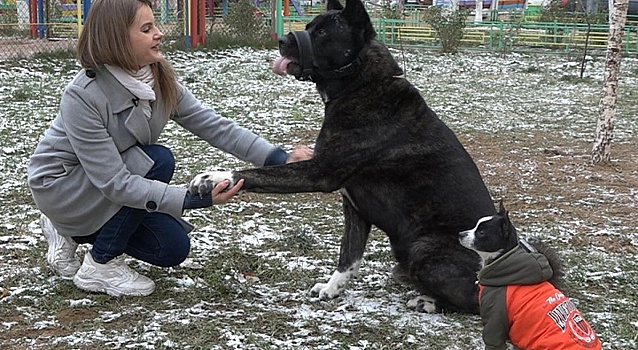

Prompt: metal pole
[
  {"left": 276, "top": 0, "right": 283, "bottom": 38},
  {"left": 29, "top": 0, "right": 37, "bottom": 38},
  {"left": 76, "top": 0, "right": 82, "bottom": 35},
  {"left": 83, "top": 0, "right": 91, "bottom": 24},
  {"left": 185, "top": 0, "right": 191, "bottom": 48},
  {"left": 37, "top": 0, "right": 44, "bottom": 38}
]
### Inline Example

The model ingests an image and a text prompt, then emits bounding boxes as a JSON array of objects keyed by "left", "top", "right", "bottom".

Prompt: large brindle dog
[{"left": 190, "top": 0, "right": 495, "bottom": 314}]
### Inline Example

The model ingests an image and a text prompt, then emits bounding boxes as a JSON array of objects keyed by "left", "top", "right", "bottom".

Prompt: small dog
[{"left": 458, "top": 202, "right": 602, "bottom": 350}]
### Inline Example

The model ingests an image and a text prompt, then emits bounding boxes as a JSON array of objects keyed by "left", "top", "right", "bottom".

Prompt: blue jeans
[{"left": 73, "top": 144, "right": 190, "bottom": 267}]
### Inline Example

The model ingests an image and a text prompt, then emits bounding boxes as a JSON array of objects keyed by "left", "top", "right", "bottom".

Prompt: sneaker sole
[
  {"left": 73, "top": 276, "right": 155, "bottom": 297},
  {"left": 53, "top": 266, "right": 79, "bottom": 281}
]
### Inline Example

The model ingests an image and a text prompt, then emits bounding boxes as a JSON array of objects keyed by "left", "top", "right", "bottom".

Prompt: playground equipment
[
  {"left": 0, "top": 0, "right": 17, "bottom": 13},
  {"left": 254, "top": 0, "right": 305, "bottom": 16},
  {"left": 7, "top": 0, "right": 636, "bottom": 52},
  {"left": 434, "top": 0, "right": 527, "bottom": 9},
  {"left": 15, "top": 0, "right": 210, "bottom": 48},
  {"left": 185, "top": 0, "right": 206, "bottom": 48},
  {"left": 22, "top": 0, "right": 87, "bottom": 39}
]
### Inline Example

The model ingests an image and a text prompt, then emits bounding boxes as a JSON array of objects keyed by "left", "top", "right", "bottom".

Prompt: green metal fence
[
  {"left": 2, "top": 1, "right": 638, "bottom": 61},
  {"left": 282, "top": 15, "right": 638, "bottom": 55}
]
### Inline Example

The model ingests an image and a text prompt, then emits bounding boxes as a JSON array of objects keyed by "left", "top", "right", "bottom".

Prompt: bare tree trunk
[
  {"left": 592, "top": 0, "right": 628, "bottom": 164},
  {"left": 580, "top": 7, "right": 592, "bottom": 79},
  {"left": 609, "top": 0, "right": 615, "bottom": 24},
  {"left": 475, "top": 0, "right": 483, "bottom": 23},
  {"left": 450, "top": 0, "right": 460, "bottom": 11},
  {"left": 580, "top": 23, "right": 591, "bottom": 79}
]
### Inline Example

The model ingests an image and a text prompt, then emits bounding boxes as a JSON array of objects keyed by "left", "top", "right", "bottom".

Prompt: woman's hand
[
  {"left": 211, "top": 179, "right": 244, "bottom": 204},
  {"left": 287, "top": 146, "right": 314, "bottom": 163}
]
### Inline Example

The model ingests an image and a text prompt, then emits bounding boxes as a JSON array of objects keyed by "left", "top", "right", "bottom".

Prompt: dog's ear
[
  {"left": 342, "top": 0, "right": 376, "bottom": 42},
  {"left": 501, "top": 209, "right": 517, "bottom": 238},
  {"left": 502, "top": 209, "right": 510, "bottom": 227},
  {"left": 327, "top": 0, "right": 343, "bottom": 11},
  {"left": 498, "top": 198, "right": 506, "bottom": 213}
]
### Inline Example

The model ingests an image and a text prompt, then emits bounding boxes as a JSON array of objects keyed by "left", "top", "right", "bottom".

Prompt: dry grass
[{"left": 465, "top": 132, "right": 638, "bottom": 251}]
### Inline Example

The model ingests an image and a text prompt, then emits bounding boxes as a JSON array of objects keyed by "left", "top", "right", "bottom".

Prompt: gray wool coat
[{"left": 27, "top": 67, "right": 279, "bottom": 237}]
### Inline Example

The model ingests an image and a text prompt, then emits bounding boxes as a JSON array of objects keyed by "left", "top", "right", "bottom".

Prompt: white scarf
[{"left": 105, "top": 64, "right": 156, "bottom": 120}]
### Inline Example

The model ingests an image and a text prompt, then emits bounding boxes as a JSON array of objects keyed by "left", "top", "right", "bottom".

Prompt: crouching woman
[{"left": 27, "top": 0, "right": 311, "bottom": 297}]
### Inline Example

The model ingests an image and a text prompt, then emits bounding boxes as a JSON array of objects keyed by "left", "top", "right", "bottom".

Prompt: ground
[
  {"left": 0, "top": 38, "right": 75, "bottom": 61},
  {"left": 0, "top": 48, "right": 636, "bottom": 349}
]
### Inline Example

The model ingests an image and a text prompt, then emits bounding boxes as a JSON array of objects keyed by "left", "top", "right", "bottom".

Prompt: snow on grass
[{"left": 0, "top": 47, "right": 637, "bottom": 349}]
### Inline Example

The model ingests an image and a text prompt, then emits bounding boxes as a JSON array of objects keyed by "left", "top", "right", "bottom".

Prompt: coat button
[
  {"left": 146, "top": 201, "right": 157, "bottom": 211},
  {"left": 85, "top": 69, "right": 96, "bottom": 78}
]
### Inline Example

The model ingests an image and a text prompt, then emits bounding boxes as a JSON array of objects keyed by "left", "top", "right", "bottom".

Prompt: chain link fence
[
  {"left": 0, "top": 0, "right": 77, "bottom": 61},
  {"left": 0, "top": 0, "right": 279, "bottom": 61},
  {"left": 0, "top": 1, "right": 179, "bottom": 60}
]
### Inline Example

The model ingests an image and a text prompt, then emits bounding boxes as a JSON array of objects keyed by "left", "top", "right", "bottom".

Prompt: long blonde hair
[{"left": 77, "top": 0, "right": 178, "bottom": 113}]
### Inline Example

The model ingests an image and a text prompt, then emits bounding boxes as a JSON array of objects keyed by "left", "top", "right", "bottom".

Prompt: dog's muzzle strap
[
  {"left": 292, "top": 30, "right": 364, "bottom": 81},
  {"left": 292, "top": 30, "right": 314, "bottom": 81}
]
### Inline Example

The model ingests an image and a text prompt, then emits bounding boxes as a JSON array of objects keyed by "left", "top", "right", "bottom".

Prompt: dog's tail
[{"left": 527, "top": 238, "right": 565, "bottom": 291}]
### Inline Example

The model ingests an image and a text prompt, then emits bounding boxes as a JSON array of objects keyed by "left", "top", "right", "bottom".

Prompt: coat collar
[
  {"left": 90, "top": 68, "right": 140, "bottom": 114},
  {"left": 89, "top": 67, "right": 153, "bottom": 144}
]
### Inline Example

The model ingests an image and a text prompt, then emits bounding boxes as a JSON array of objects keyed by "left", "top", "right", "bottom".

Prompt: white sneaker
[
  {"left": 41, "top": 214, "right": 80, "bottom": 280},
  {"left": 73, "top": 253, "right": 155, "bottom": 297}
]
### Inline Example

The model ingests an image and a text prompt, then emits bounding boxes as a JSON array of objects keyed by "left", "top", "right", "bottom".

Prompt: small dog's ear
[
  {"left": 498, "top": 198, "right": 505, "bottom": 213},
  {"left": 327, "top": 0, "right": 343, "bottom": 11},
  {"left": 502, "top": 210, "right": 516, "bottom": 237}
]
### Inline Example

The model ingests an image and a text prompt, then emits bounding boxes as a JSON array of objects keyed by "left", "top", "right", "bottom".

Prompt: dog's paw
[
  {"left": 407, "top": 295, "right": 437, "bottom": 313},
  {"left": 310, "top": 283, "right": 342, "bottom": 300},
  {"left": 188, "top": 171, "right": 234, "bottom": 196},
  {"left": 310, "top": 267, "right": 359, "bottom": 300}
]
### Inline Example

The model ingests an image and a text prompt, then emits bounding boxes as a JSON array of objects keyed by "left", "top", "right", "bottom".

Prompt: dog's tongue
[{"left": 272, "top": 56, "right": 291, "bottom": 76}]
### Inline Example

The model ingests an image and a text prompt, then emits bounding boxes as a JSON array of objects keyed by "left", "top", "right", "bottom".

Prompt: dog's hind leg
[
  {"left": 406, "top": 295, "right": 438, "bottom": 313},
  {"left": 311, "top": 192, "right": 371, "bottom": 299},
  {"left": 406, "top": 237, "right": 481, "bottom": 314}
]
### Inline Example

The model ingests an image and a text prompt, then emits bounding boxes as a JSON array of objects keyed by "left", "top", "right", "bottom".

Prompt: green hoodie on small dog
[{"left": 478, "top": 245, "right": 601, "bottom": 350}]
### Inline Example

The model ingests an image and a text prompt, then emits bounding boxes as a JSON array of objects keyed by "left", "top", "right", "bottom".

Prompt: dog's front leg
[
  {"left": 311, "top": 190, "right": 371, "bottom": 299},
  {"left": 190, "top": 160, "right": 344, "bottom": 195}
]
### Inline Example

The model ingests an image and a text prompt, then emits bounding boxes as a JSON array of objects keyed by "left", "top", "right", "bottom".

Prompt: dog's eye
[{"left": 316, "top": 29, "right": 326, "bottom": 37}]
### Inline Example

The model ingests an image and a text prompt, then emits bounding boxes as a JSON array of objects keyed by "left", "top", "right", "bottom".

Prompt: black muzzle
[
  {"left": 290, "top": 30, "right": 365, "bottom": 82},
  {"left": 291, "top": 30, "right": 315, "bottom": 81}
]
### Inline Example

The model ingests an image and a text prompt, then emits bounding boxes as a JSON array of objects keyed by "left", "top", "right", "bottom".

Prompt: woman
[{"left": 27, "top": 0, "right": 312, "bottom": 297}]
